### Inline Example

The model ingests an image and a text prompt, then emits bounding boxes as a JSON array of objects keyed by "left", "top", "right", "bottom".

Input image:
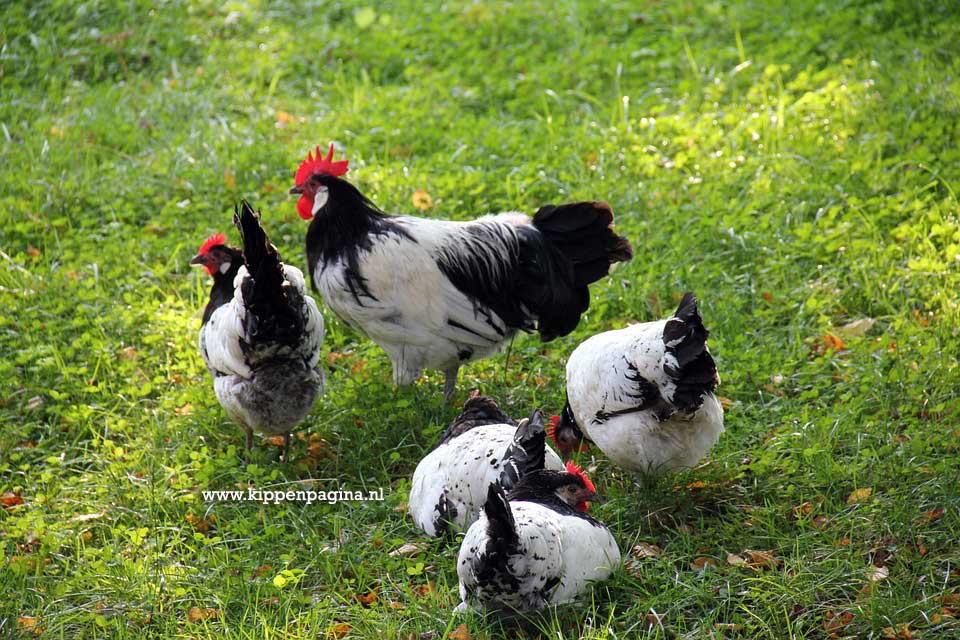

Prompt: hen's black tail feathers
[
  {"left": 234, "top": 200, "right": 303, "bottom": 347},
  {"left": 662, "top": 293, "right": 719, "bottom": 411},
  {"left": 525, "top": 202, "right": 634, "bottom": 340},
  {"left": 481, "top": 482, "right": 519, "bottom": 558},
  {"left": 499, "top": 409, "right": 548, "bottom": 491}
]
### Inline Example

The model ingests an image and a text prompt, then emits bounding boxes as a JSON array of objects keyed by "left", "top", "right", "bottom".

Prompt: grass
[{"left": 1, "top": 0, "right": 959, "bottom": 637}]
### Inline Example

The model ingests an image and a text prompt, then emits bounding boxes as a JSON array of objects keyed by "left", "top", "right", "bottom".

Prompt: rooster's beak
[
  {"left": 189, "top": 254, "right": 206, "bottom": 266},
  {"left": 581, "top": 490, "right": 604, "bottom": 505},
  {"left": 289, "top": 186, "right": 303, "bottom": 195}
]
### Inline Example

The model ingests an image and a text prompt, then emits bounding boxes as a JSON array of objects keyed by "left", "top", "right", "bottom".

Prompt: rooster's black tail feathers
[
  {"left": 234, "top": 200, "right": 303, "bottom": 346},
  {"left": 521, "top": 202, "right": 633, "bottom": 340}
]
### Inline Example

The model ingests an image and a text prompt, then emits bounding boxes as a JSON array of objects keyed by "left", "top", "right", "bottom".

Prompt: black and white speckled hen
[
  {"left": 456, "top": 465, "right": 620, "bottom": 613},
  {"left": 289, "top": 144, "right": 633, "bottom": 399},
  {"left": 409, "top": 394, "right": 564, "bottom": 537},
  {"left": 549, "top": 292, "right": 723, "bottom": 476},
  {"left": 191, "top": 200, "right": 325, "bottom": 459}
]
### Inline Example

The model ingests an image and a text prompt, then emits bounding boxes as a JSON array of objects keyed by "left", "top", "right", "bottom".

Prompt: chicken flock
[{"left": 191, "top": 143, "right": 724, "bottom": 615}]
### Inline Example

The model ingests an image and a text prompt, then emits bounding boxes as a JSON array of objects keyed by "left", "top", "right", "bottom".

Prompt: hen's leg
[
  {"left": 283, "top": 432, "right": 291, "bottom": 462},
  {"left": 443, "top": 365, "right": 459, "bottom": 403}
]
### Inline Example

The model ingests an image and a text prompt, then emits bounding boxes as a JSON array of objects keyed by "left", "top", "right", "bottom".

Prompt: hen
[
  {"left": 409, "top": 395, "right": 564, "bottom": 537},
  {"left": 456, "top": 465, "right": 620, "bottom": 613},
  {"left": 191, "top": 200, "right": 325, "bottom": 459},
  {"left": 549, "top": 293, "right": 723, "bottom": 477},
  {"left": 289, "top": 144, "right": 633, "bottom": 399}
]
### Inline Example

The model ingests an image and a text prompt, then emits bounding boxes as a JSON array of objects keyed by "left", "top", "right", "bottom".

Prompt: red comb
[
  {"left": 565, "top": 461, "right": 596, "bottom": 494},
  {"left": 198, "top": 232, "right": 227, "bottom": 255},
  {"left": 469, "top": 389, "right": 481, "bottom": 398},
  {"left": 545, "top": 416, "right": 560, "bottom": 445},
  {"left": 294, "top": 143, "right": 349, "bottom": 185}
]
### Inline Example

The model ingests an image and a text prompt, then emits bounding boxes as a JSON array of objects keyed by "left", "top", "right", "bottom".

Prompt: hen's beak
[
  {"left": 189, "top": 254, "right": 206, "bottom": 266},
  {"left": 289, "top": 186, "right": 303, "bottom": 195},
  {"left": 580, "top": 490, "right": 604, "bottom": 505}
]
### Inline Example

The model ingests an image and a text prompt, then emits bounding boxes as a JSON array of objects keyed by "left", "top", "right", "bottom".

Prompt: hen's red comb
[
  {"left": 469, "top": 389, "right": 481, "bottom": 399},
  {"left": 294, "top": 143, "right": 349, "bottom": 185},
  {"left": 565, "top": 460, "right": 596, "bottom": 494},
  {"left": 545, "top": 415, "right": 560, "bottom": 445},
  {"left": 198, "top": 232, "right": 227, "bottom": 255}
]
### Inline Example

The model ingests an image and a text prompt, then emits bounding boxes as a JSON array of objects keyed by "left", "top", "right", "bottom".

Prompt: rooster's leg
[
  {"left": 443, "top": 366, "right": 459, "bottom": 403},
  {"left": 282, "top": 432, "right": 291, "bottom": 462}
]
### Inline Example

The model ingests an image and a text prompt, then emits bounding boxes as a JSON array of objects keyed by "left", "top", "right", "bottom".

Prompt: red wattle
[{"left": 297, "top": 194, "right": 314, "bottom": 220}]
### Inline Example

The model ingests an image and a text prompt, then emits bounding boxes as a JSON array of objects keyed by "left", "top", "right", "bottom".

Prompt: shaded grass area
[{"left": 1, "top": 0, "right": 959, "bottom": 637}]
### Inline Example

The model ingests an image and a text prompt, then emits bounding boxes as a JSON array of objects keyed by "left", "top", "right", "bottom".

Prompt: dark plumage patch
[
  {"left": 662, "top": 293, "right": 719, "bottom": 411},
  {"left": 200, "top": 247, "right": 243, "bottom": 326},
  {"left": 434, "top": 395, "right": 516, "bottom": 447},
  {"left": 498, "top": 409, "right": 549, "bottom": 491},
  {"left": 432, "top": 492, "right": 458, "bottom": 538},
  {"left": 506, "top": 470, "right": 605, "bottom": 526},
  {"left": 594, "top": 360, "right": 676, "bottom": 423},
  {"left": 473, "top": 483, "right": 521, "bottom": 593}
]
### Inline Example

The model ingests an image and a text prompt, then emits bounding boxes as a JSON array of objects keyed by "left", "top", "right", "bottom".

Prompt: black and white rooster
[
  {"left": 409, "top": 394, "right": 564, "bottom": 537},
  {"left": 191, "top": 200, "right": 325, "bottom": 459},
  {"left": 549, "top": 293, "right": 723, "bottom": 476},
  {"left": 456, "top": 465, "right": 620, "bottom": 613},
  {"left": 289, "top": 144, "right": 634, "bottom": 399}
]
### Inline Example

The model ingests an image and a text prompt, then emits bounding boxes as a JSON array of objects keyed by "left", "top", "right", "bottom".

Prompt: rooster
[
  {"left": 191, "top": 200, "right": 325, "bottom": 459},
  {"left": 548, "top": 293, "right": 723, "bottom": 477},
  {"left": 409, "top": 395, "right": 564, "bottom": 537},
  {"left": 455, "top": 464, "right": 620, "bottom": 613},
  {"left": 289, "top": 144, "right": 633, "bottom": 399}
]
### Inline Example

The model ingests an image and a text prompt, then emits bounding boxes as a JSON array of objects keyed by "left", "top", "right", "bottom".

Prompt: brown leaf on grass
[
  {"left": 275, "top": 111, "right": 297, "bottom": 128},
  {"left": 809, "top": 333, "right": 846, "bottom": 355},
  {"left": 120, "top": 346, "right": 139, "bottom": 360},
  {"left": 174, "top": 403, "right": 193, "bottom": 416},
  {"left": 350, "top": 359, "right": 369, "bottom": 375},
  {"left": 448, "top": 624, "right": 471, "bottom": 640},
  {"left": 265, "top": 435, "right": 286, "bottom": 447},
  {"left": 185, "top": 512, "right": 213, "bottom": 533},
  {"left": 1, "top": 491, "right": 24, "bottom": 508},
  {"left": 761, "top": 292, "right": 773, "bottom": 302},
  {"left": 327, "top": 622, "right": 352, "bottom": 639},
  {"left": 811, "top": 515, "right": 830, "bottom": 530},
  {"left": 823, "top": 611, "right": 854, "bottom": 633},
  {"left": 881, "top": 623, "right": 913, "bottom": 639},
  {"left": 631, "top": 542, "right": 664, "bottom": 559},
  {"left": 187, "top": 606, "right": 219, "bottom": 623},
  {"left": 390, "top": 543, "right": 425, "bottom": 557},
  {"left": 224, "top": 169, "right": 236, "bottom": 190},
  {"left": 387, "top": 600, "right": 405, "bottom": 610},
  {"left": 354, "top": 590, "right": 378, "bottom": 606},
  {"left": 717, "top": 396, "right": 733, "bottom": 411},
  {"left": 411, "top": 190, "right": 434, "bottom": 211},
  {"left": 847, "top": 488, "right": 873, "bottom": 504},
  {"left": 643, "top": 613, "right": 666, "bottom": 627},
  {"left": 690, "top": 557, "right": 718, "bottom": 571},
  {"left": 69, "top": 511, "right": 106, "bottom": 523},
  {"left": 17, "top": 616, "right": 40, "bottom": 632},
  {"left": 921, "top": 506, "right": 945, "bottom": 523},
  {"left": 254, "top": 564, "right": 273, "bottom": 578},
  {"left": 726, "top": 553, "right": 747, "bottom": 567},
  {"left": 27, "top": 244, "right": 41, "bottom": 258},
  {"left": 791, "top": 501, "right": 816, "bottom": 519},
  {"left": 744, "top": 549, "right": 780, "bottom": 569},
  {"left": 412, "top": 582, "right": 433, "bottom": 597}
]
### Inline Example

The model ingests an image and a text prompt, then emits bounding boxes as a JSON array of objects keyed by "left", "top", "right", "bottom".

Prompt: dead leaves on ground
[
  {"left": 726, "top": 549, "right": 781, "bottom": 571},
  {"left": 186, "top": 606, "right": 220, "bottom": 623}
]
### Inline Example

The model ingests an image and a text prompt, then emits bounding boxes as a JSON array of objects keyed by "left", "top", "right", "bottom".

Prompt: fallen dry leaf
[
  {"left": 174, "top": 403, "right": 193, "bottom": 416},
  {"left": 327, "top": 622, "right": 352, "bottom": 639},
  {"left": 867, "top": 565, "right": 889, "bottom": 582},
  {"left": 388, "top": 600, "right": 405, "bottom": 610},
  {"left": 847, "top": 487, "right": 873, "bottom": 504},
  {"left": 1, "top": 491, "right": 24, "bottom": 508},
  {"left": 187, "top": 606, "right": 219, "bottom": 623},
  {"left": 691, "top": 557, "right": 718, "bottom": 571},
  {"left": 921, "top": 506, "right": 945, "bottom": 523},
  {"left": 69, "top": 511, "right": 106, "bottom": 523},
  {"left": 743, "top": 549, "right": 781, "bottom": 570},
  {"left": 185, "top": 512, "right": 213, "bottom": 533},
  {"left": 354, "top": 590, "right": 378, "bottom": 606},
  {"left": 727, "top": 552, "right": 747, "bottom": 567},
  {"left": 275, "top": 111, "right": 297, "bottom": 127},
  {"left": 411, "top": 189, "right": 434, "bottom": 211},
  {"left": 717, "top": 396, "right": 733, "bottom": 411},
  {"left": 881, "top": 623, "right": 913, "bottom": 639},
  {"left": 631, "top": 542, "right": 664, "bottom": 559},
  {"left": 412, "top": 582, "right": 433, "bottom": 597},
  {"left": 264, "top": 435, "right": 286, "bottom": 447},
  {"left": 644, "top": 612, "right": 666, "bottom": 627},
  {"left": 447, "top": 624, "right": 471, "bottom": 640},
  {"left": 389, "top": 543, "right": 425, "bottom": 557},
  {"left": 17, "top": 616, "right": 40, "bottom": 632},
  {"left": 823, "top": 611, "right": 854, "bottom": 633},
  {"left": 27, "top": 244, "right": 41, "bottom": 258}
]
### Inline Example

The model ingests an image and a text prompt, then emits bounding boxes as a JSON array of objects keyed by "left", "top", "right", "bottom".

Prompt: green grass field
[{"left": 2, "top": 0, "right": 959, "bottom": 637}]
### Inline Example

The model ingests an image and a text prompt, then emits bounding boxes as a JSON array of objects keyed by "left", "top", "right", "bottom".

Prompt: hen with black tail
[
  {"left": 191, "top": 200, "right": 325, "bottom": 459},
  {"left": 551, "top": 292, "right": 724, "bottom": 478},
  {"left": 290, "top": 144, "right": 633, "bottom": 400},
  {"left": 456, "top": 467, "right": 620, "bottom": 613},
  {"left": 409, "top": 397, "right": 564, "bottom": 537}
]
